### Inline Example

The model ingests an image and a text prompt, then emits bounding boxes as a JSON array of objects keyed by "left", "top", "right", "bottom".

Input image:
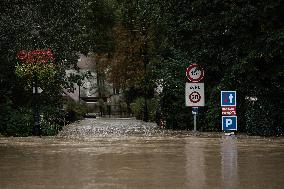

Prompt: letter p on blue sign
[{"left": 222, "top": 116, "right": 237, "bottom": 131}]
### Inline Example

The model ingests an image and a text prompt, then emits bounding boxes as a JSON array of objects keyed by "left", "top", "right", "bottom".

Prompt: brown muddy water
[{"left": 0, "top": 118, "right": 283, "bottom": 189}]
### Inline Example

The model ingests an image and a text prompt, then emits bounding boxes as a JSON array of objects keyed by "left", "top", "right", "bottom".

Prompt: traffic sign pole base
[{"left": 224, "top": 131, "right": 235, "bottom": 136}]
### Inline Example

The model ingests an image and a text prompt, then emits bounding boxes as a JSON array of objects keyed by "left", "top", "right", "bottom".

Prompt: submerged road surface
[{"left": 0, "top": 118, "right": 284, "bottom": 189}]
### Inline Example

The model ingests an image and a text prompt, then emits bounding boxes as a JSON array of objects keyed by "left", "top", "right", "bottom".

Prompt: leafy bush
[
  {"left": 130, "top": 97, "right": 160, "bottom": 122},
  {"left": 65, "top": 100, "right": 87, "bottom": 122},
  {"left": 40, "top": 104, "right": 65, "bottom": 136},
  {"left": 15, "top": 62, "right": 57, "bottom": 91},
  {"left": 0, "top": 102, "right": 33, "bottom": 136},
  {"left": 0, "top": 100, "right": 87, "bottom": 137},
  {"left": 0, "top": 100, "right": 68, "bottom": 136},
  {"left": 130, "top": 98, "right": 144, "bottom": 120},
  {"left": 161, "top": 90, "right": 192, "bottom": 130},
  {"left": 203, "top": 91, "right": 221, "bottom": 132},
  {"left": 41, "top": 119, "right": 62, "bottom": 136},
  {"left": 153, "top": 0, "right": 283, "bottom": 135},
  {"left": 245, "top": 100, "right": 284, "bottom": 136}
]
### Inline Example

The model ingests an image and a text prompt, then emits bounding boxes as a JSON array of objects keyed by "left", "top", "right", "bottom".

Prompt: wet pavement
[{"left": 0, "top": 118, "right": 284, "bottom": 189}]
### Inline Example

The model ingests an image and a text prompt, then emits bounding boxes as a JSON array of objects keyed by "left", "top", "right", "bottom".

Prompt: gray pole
[
  {"left": 193, "top": 114, "right": 197, "bottom": 132},
  {"left": 33, "top": 73, "right": 41, "bottom": 136}
]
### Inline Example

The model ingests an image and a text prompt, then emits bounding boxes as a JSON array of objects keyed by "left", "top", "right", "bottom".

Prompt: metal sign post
[
  {"left": 193, "top": 114, "right": 197, "bottom": 132},
  {"left": 192, "top": 107, "right": 198, "bottom": 132},
  {"left": 185, "top": 64, "right": 205, "bottom": 132},
  {"left": 32, "top": 73, "right": 40, "bottom": 136},
  {"left": 185, "top": 83, "right": 204, "bottom": 132}
]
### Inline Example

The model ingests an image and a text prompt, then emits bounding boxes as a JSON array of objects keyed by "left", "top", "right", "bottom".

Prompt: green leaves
[
  {"left": 1, "top": 0, "right": 283, "bottom": 135},
  {"left": 15, "top": 62, "right": 57, "bottom": 91},
  {"left": 153, "top": 0, "right": 284, "bottom": 132},
  {"left": 245, "top": 100, "right": 283, "bottom": 136}
]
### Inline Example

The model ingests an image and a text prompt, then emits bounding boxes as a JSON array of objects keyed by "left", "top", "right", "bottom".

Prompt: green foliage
[
  {"left": 245, "top": 100, "right": 284, "bottom": 136},
  {"left": 130, "top": 98, "right": 144, "bottom": 120},
  {"left": 1, "top": 0, "right": 283, "bottom": 136},
  {"left": 65, "top": 100, "right": 88, "bottom": 122},
  {"left": 130, "top": 97, "right": 159, "bottom": 122},
  {"left": 81, "top": 0, "right": 116, "bottom": 53},
  {"left": 153, "top": 49, "right": 191, "bottom": 129},
  {"left": 15, "top": 62, "right": 57, "bottom": 90},
  {"left": 153, "top": 0, "right": 283, "bottom": 133},
  {"left": 40, "top": 119, "right": 62, "bottom": 136},
  {"left": 0, "top": 99, "right": 66, "bottom": 136},
  {"left": 147, "top": 98, "right": 160, "bottom": 122},
  {"left": 0, "top": 0, "right": 116, "bottom": 136},
  {"left": 0, "top": 0, "right": 83, "bottom": 136},
  {"left": 0, "top": 101, "right": 33, "bottom": 136},
  {"left": 40, "top": 104, "right": 65, "bottom": 136},
  {"left": 203, "top": 86, "right": 221, "bottom": 132}
]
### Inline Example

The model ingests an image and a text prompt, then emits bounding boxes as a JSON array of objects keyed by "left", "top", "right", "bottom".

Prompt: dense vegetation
[
  {"left": 0, "top": 0, "right": 283, "bottom": 136},
  {"left": 0, "top": 0, "right": 114, "bottom": 135},
  {"left": 159, "top": 0, "right": 284, "bottom": 135}
]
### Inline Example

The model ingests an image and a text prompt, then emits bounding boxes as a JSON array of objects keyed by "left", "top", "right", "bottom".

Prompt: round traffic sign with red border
[
  {"left": 189, "top": 91, "right": 201, "bottom": 103},
  {"left": 186, "top": 64, "right": 204, "bottom": 82}
]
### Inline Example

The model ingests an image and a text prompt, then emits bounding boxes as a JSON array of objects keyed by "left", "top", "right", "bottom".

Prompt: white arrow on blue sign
[
  {"left": 222, "top": 116, "right": 237, "bottom": 131},
  {"left": 221, "top": 91, "right": 236, "bottom": 106}
]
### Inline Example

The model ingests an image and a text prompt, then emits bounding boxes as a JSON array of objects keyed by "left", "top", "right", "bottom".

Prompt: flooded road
[{"left": 0, "top": 118, "right": 284, "bottom": 189}]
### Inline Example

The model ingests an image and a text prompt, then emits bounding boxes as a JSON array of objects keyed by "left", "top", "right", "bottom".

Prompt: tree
[
  {"left": 106, "top": 0, "right": 161, "bottom": 100},
  {"left": 0, "top": 0, "right": 116, "bottom": 135},
  {"left": 154, "top": 0, "right": 284, "bottom": 134},
  {"left": 80, "top": 0, "right": 116, "bottom": 54}
]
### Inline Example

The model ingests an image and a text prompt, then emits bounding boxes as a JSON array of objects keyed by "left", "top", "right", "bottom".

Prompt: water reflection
[
  {"left": 221, "top": 136, "right": 239, "bottom": 189},
  {"left": 185, "top": 138, "right": 205, "bottom": 189},
  {"left": 0, "top": 127, "right": 284, "bottom": 188}
]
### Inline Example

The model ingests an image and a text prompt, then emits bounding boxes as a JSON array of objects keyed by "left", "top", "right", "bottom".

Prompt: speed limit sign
[
  {"left": 189, "top": 91, "right": 201, "bottom": 103},
  {"left": 186, "top": 64, "right": 204, "bottom": 82},
  {"left": 185, "top": 83, "right": 205, "bottom": 107}
]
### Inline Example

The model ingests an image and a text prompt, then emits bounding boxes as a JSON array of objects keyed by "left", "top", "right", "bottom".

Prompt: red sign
[
  {"left": 17, "top": 49, "right": 54, "bottom": 63},
  {"left": 186, "top": 64, "right": 204, "bottom": 82},
  {"left": 222, "top": 106, "right": 236, "bottom": 116}
]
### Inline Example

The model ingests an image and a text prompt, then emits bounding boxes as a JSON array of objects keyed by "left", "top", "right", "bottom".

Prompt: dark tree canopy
[
  {"left": 0, "top": 0, "right": 116, "bottom": 136},
  {"left": 0, "top": 0, "right": 283, "bottom": 136},
  {"left": 154, "top": 0, "right": 284, "bottom": 134}
]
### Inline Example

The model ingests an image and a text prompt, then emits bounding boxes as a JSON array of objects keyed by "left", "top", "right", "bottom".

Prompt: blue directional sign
[
  {"left": 221, "top": 91, "right": 236, "bottom": 106},
  {"left": 222, "top": 116, "right": 237, "bottom": 131}
]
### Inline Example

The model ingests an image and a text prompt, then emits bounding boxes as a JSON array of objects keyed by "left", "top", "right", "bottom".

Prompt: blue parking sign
[
  {"left": 221, "top": 91, "right": 236, "bottom": 106},
  {"left": 222, "top": 116, "right": 237, "bottom": 131}
]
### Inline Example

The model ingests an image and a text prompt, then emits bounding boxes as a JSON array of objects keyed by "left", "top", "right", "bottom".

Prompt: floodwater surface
[{"left": 0, "top": 118, "right": 283, "bottom": 189}]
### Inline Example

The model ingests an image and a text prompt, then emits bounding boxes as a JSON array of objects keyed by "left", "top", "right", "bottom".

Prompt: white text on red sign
[{"left": 222, "top": 106, "right": 236, "bottom": 116}]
